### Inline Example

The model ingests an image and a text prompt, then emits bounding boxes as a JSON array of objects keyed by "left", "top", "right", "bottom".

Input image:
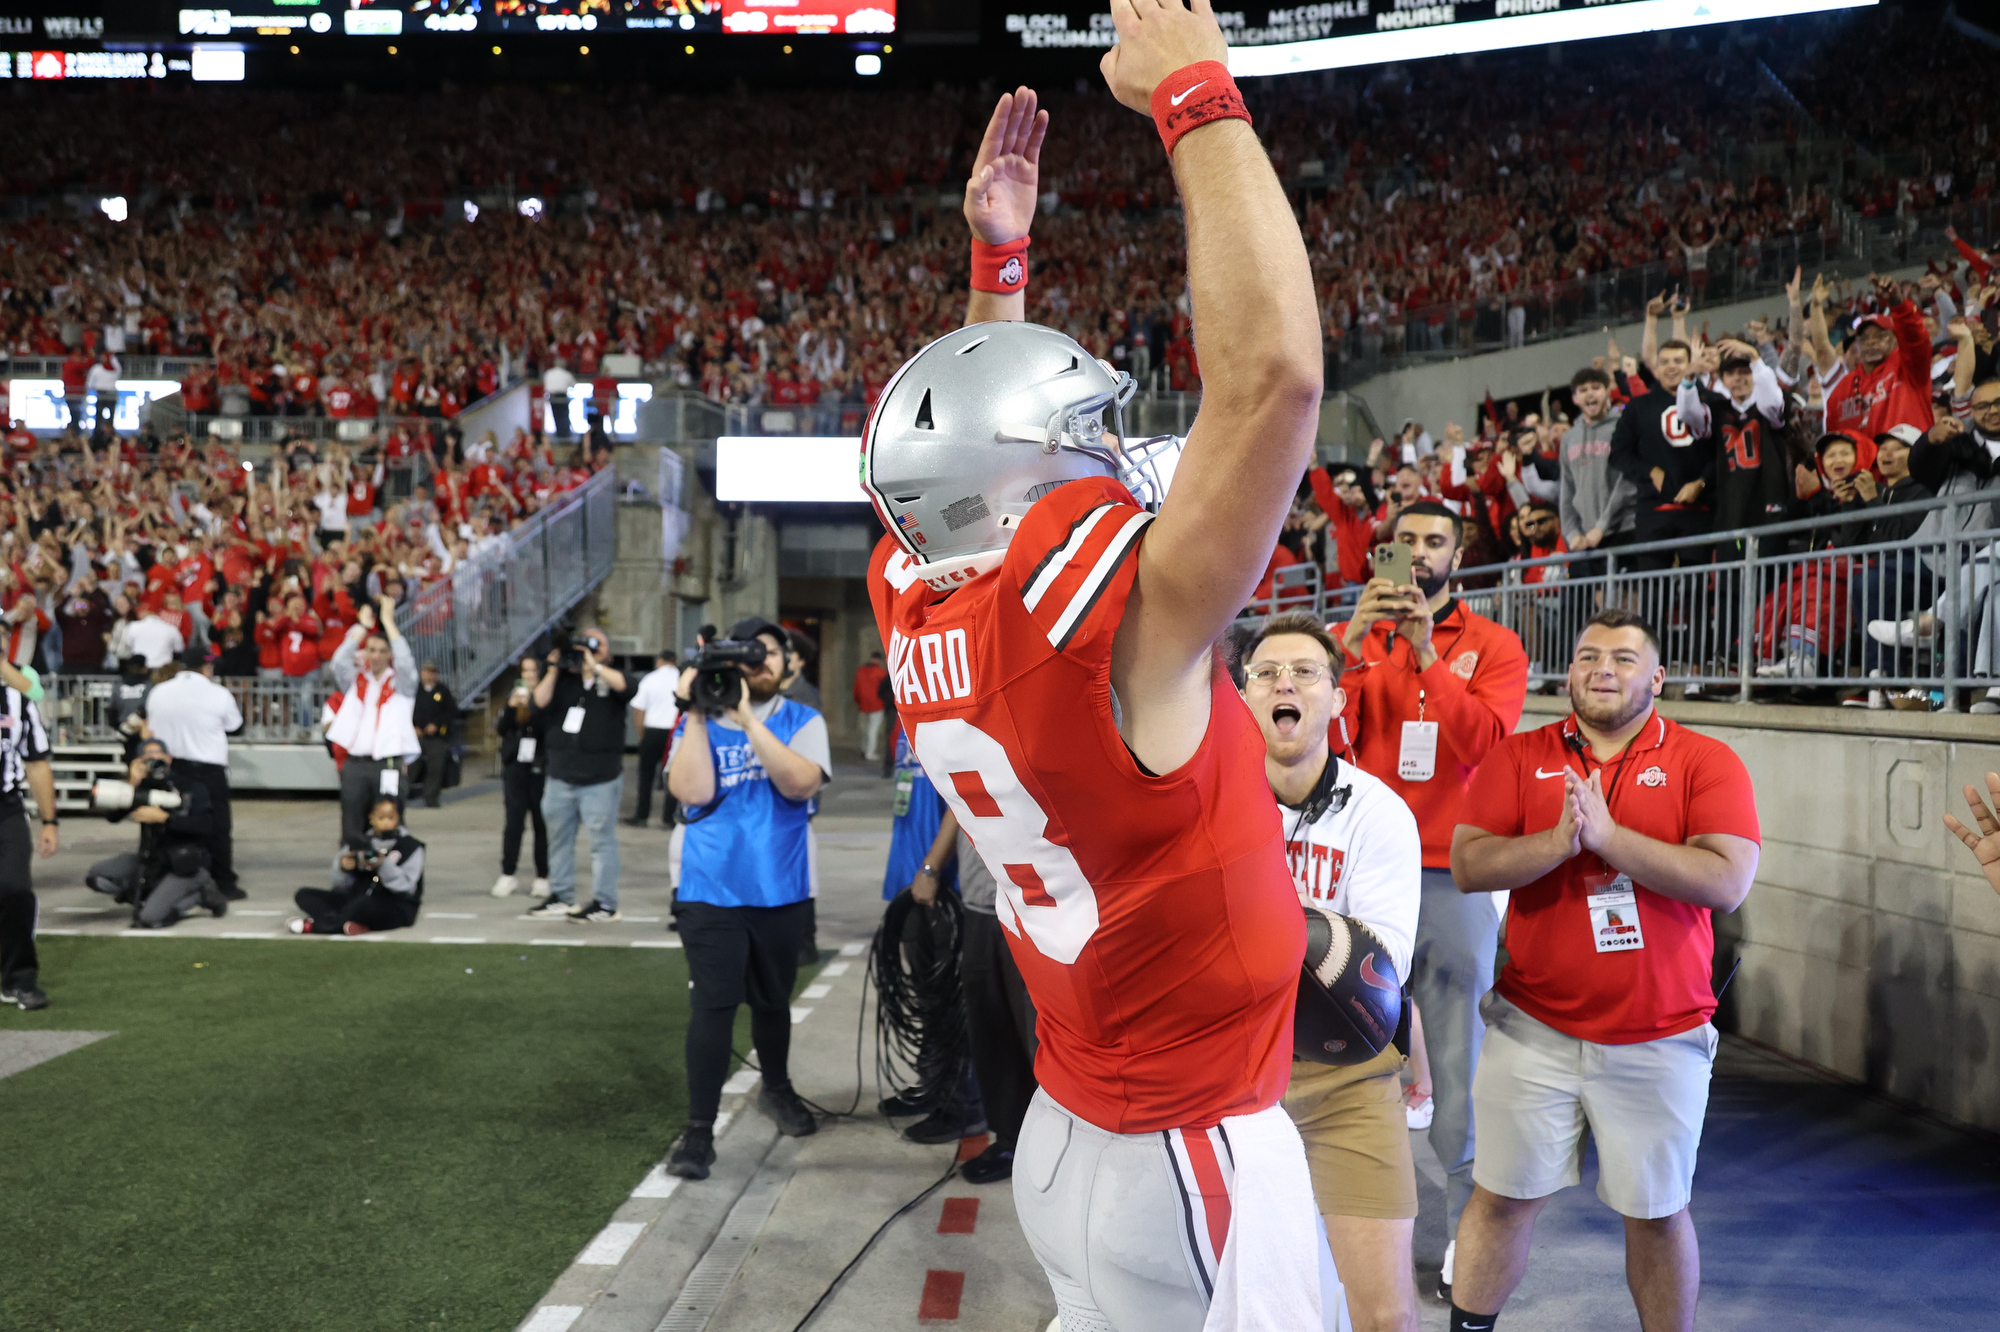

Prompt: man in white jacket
[
  {"left": 1243, "top": 612, "right": 1425, "bottom": 1332},
  {"left": 326, "top": 597, "right": 420, "bottom": 842}
]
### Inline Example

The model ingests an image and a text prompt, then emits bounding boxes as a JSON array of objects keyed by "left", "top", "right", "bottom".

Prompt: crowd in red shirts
[
  {"left": 2, "top": 12, "right": 1985, "bottom": 413},
  {"left": 1, "top": 424, "right": 608, "bottom": 680}
]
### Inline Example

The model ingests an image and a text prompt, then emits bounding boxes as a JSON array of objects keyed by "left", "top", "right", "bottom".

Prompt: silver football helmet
[{"left": 861, "top": 321, "right": 1181, "bottom": 592}]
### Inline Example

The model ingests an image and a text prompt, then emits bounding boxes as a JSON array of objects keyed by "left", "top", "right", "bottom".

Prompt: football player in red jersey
[{"left": 863, "top": 3, "right": 1340, "bottom": 1328}]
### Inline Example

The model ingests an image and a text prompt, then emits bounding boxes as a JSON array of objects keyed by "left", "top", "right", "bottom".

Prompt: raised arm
[
  {"left": 1101, "top": 0, "right": 1322, "bottom": 775},
  {"left": 962, "top": 88, "right": 1048, "bottom": 328}
]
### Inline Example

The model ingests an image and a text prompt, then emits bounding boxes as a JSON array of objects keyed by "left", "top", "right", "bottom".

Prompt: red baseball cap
[{"left": 1849, "top": 311, "right": 1894, "bottom": 336}]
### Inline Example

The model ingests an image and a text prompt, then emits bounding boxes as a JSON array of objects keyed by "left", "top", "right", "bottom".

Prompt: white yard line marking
[
  {"left": 519, "top": 1306, "right": 583, "bottom": 1332},
  {"left": 118, "top": 930, "right": 170, "bottom": 938},
  {"left": 800, "top": 984, "right": 831, "bottom": 1000},
  {"left": 837, "top": 940, "right": 867, "bottom": 957},
  {"left": 790, "top": 1006, "right": 813, "bottom": 1024},
  {"left": 425, "top": 912, "right": 480, "bottom": 920},
  {"left": 428, "top": 936, "right": 489, "bottom": 944},
  {"left": 220, "top": 932, "right": 277, "bottom": 940},
  {"left": 623, "top": 915, "right": 662, "bottom": 922},
  {"left": 530, "top": 939, "right": 578, "bottom": 946},
  {"left": 631, "top": 939, "right": 683, "bottom": 949},
  {"left": 36, "top": 928, "right": 79, "bottom": 936},
  {"left": 721, "top": 1068, "right": 761, "bottom": 1095},
  {"left": 630, "top": 1165, "right": 682, "bottom": 1200},
  {"left": 819, "top": 961, "right": 850, "bottom": 977},
  {"left": 575, "top": 1220, "right": 647, "bottom": 1266},
  {"left": 54, "top": 906, "right": 112, "bottom": 914}
]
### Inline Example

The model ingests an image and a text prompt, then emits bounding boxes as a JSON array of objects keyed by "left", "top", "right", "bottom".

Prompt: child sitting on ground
[{"left": 288, "top": 797, "right": 425, "bottom": 935}]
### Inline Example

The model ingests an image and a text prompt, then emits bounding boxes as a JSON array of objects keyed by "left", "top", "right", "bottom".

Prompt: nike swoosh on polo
[
  {"left": 1533, "top": 767, "right": 1566, "bottom": 779},
  {"left": 1170, "top": 82, "right": 1208, "bottom": 106}
]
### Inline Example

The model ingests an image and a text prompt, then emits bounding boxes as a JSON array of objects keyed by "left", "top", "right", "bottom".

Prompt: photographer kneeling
[
  {"left": 288, "top": 796, "right": 426, "bottom": 936},
  {"left": 85, "top": 738, "right": 226, "bottom": 930},
  {"left": 664, "top": 618, "right": 830, "bottom": 1180}
]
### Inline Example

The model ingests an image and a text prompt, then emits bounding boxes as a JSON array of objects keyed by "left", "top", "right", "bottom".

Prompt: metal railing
[
  {"left": 49, "top": 675, "right": 334, "bottom": 746},
  {"left": 1, "top": 354, "right": 212, "bottom": 380},
  {"left": 1445, "top": 491, "right": 2000, "bottom": 709},
  {"left": 395, "top": 466, "right": 618, "bottom": 699}
]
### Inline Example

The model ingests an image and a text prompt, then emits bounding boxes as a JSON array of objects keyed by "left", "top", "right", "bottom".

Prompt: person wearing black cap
[
  {"left": 141, "top": 646, "right": 245, "bottom": 901},
  {"left": 411, "top": 660, "right": 459, "bottom": 809},
  {"left": 664, "top": 615, "right": 831, "bottom": 1177}
]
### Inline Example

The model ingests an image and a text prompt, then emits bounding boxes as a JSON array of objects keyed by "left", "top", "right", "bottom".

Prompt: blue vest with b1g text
[{"left": 677, "top": 698, "right": 818, "bottom": 909}]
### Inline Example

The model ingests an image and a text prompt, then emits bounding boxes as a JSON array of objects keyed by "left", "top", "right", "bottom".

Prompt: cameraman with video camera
[
  {"left": 527, "top": 624, "right": 633, "bottom": 923},
  {"left": 663, "top": 617, "right": 830, "bottom": 1179},
  {"left": 83, "top": 737, "right": 226, "bottom": 930}
]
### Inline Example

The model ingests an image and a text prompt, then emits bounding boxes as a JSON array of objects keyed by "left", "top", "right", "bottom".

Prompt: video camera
[
  {"left": 554, "top": 630, "right": 605, "bottom": 674},
  {"left": 688, "top": 638, "right": 767, "bottom": 716}
]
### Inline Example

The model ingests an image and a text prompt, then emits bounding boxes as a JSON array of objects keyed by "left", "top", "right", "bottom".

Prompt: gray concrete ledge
[{"left": 1521, "top": 692, "right": 2000, "bottom": 741}]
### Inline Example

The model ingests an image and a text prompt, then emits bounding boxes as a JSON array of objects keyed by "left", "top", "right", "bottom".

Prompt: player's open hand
[
  {"left": 964, "top": 87, "right": 1047, "bottom": 246},
  {"left": 1943, "top": 772, "right": 2000, "bottom": 899},
  {"left": 1099, "top": 0, "right": 1230, "bottom": 117}
]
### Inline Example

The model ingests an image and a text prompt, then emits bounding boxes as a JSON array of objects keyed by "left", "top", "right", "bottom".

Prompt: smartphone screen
[{"left": 1373, "top": 542, "right": 1414, "bottom": 588}]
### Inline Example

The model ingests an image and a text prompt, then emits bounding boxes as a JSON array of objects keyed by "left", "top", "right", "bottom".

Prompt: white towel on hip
[{"left": 1168, "top": 1100, "right": 1352, "bottom": 1332}]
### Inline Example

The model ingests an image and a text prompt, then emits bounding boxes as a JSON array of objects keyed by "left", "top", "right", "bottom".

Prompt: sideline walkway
[{"left": 30, "top": 754, "right": 2000, "bottom": 1329}]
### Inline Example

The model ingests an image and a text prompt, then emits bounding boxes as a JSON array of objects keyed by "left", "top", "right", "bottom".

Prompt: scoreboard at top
[{"left": 171, "top": 1, "right": 895, "bottom": 37}]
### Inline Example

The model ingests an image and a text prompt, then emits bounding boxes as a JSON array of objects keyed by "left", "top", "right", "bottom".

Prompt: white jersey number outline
[{"left": 913, "top": 717, "right": 1100, "bottom": 965}]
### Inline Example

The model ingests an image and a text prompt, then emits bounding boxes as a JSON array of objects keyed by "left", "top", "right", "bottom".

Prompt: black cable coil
[{"left": 870, "top": 885, "right": 971, "bottom": 1115}]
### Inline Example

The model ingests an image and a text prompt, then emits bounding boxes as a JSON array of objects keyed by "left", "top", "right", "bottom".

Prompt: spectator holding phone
[
  {"left": 492, "top": 656, "right": 550, "bottom": 898},
  {"left": 1331, "top": 499, "right": 1529, "bottom": 1300}
]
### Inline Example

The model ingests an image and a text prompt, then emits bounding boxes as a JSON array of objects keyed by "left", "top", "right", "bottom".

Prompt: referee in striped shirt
[{"left": 0, "top": 657, "right": 58, "bottom": 1011}]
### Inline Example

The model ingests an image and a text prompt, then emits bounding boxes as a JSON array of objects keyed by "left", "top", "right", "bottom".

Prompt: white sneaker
[
  {"left": 1405, "top": 1091, "right": 1434, "bottom": 1131},
  {"left": 1866, "top": 618, "right": 1918, "bottom": 648},
  {"left": 531, "top": 877, "right": 551, "bottom": 898},
  {"left": 1439, "top": 1238, "right": 1456, "bottom": 1301},
  {"left": 1973, "top": 688, "right": 2000, "bottom": 716},
  {"left": 528, "top": 897, "right": 575, "bottom": 918},
  {"left": 286, "top": 917, "right": 309, "bottom": 934},
  {"left": 490, "top": 874, "right": 520, "bottom": 898}
]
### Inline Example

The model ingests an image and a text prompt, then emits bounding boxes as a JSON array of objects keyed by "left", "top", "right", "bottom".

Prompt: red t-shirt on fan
[
  {"left": 868, "top": 477, "right": 1303, "bottom": 1134},
  {"left": 1464, "top": 710, "right": 1761, "bottom": 1044}
]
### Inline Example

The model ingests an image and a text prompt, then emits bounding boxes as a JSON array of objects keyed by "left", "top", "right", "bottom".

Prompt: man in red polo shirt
[
  {"left": 1331, "top": 498, "right": 1528, "bottom": 1296},
  {"left": 1447, "top": 608, "right": 1759, "bottom": 1332}
]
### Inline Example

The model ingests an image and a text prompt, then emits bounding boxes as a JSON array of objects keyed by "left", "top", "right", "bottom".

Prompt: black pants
[
  {"left": 679, "top": 898, "right": 811, "bottom": 1125},
  {"left": 418, "top": 735, "right": 450, "bottom": 807},
  {"left": 1629, "top": 506, "right": 1713, "bottom": 573},
  {"left": 962, "top": 909, "right": 1038, "bottom": 1149},
  {"left": 341, "top": 757, "right": 400, "bottom": 844},
  {"left": 0, "top": 811, "right": 36, "bottom": 990},
  {"left": 633, "top": 727, "right": 673, "bottom": 824},
  {"left": 172, "top": 759, "right": 236, "bottom": 897},
  {"left": 501, "top": 762, "right": 548, "bottom": 877},
  {"left": 294, "top": 882, "right": 420, "bottom": 934}
]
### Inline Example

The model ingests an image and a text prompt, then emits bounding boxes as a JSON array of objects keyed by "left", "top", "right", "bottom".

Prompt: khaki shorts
[
  {"left": 1471, "top": 990, "right": 1717, "bottom": 1220},
  {"left": 1281, "top": 1046, "right": 1418, "bottom": 1220}
]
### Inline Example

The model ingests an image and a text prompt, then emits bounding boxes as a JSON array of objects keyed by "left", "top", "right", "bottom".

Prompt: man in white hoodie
[{"left": 326, "top": 597, "right": 420, "bottom": 842}]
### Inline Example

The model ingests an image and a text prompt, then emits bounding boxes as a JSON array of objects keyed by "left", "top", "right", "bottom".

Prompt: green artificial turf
[{"left": 0, "top": 935, "right": 692, "bottom": 1332}]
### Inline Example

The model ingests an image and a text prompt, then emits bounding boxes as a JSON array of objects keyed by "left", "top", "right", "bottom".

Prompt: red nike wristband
[
  {"left": 970, "top": 237, "right": 1030, "bottom": 295},
  {"left": 1150, "top": 60, "right": 1252, "bottom": 158}
]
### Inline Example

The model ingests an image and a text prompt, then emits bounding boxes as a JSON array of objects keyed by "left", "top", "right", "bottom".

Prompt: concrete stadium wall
[{"left": 1517, "top": 696, "right": 2000, "bottom": 1134}]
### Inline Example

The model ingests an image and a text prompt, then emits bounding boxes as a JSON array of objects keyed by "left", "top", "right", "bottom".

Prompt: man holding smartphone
[{"left": 1330, "top": 499, "right": 1529, "bottom": 1300}]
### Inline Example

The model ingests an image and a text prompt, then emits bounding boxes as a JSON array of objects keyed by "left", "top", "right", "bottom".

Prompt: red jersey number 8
[{"left": 913, "top": 717, "right": 1101, "bottom": 965}]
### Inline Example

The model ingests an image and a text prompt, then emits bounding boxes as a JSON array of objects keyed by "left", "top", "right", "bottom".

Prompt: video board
[
  {"left": 170, "top": 0, "right": 894, "bottom": 37},
  {"left": 997, "top": 0, "right": 1872, "bottom": 74}
]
